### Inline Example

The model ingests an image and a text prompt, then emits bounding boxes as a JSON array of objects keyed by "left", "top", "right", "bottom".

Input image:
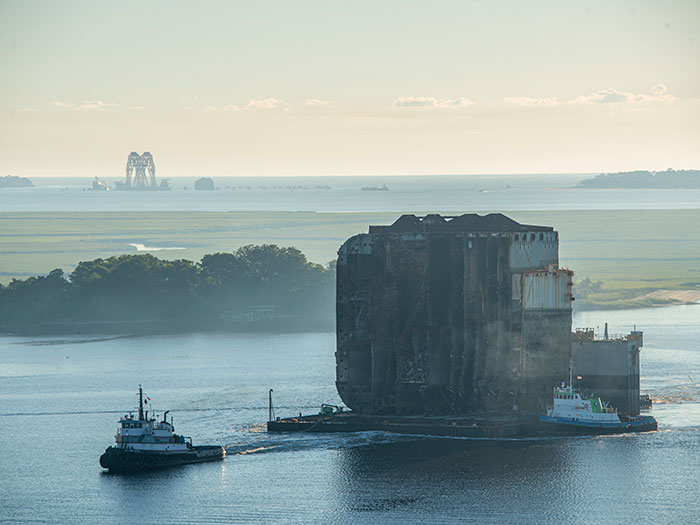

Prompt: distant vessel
[
  {"left": 99, "top": 386, "right": 224, "bottom": 473},
  {"left": 539, "top": 384, "right": 657, "bottom": 434},
  {"left": 361, "top": 184, "right": 389, "bottom": 191},
  {"left": 91, "top": 177, "right": 110, "bottom": 191}
]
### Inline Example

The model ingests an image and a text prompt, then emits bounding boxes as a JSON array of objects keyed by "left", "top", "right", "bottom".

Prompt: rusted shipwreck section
[
  {"left": 335, "top": 213, "right": 573, "bottom": 417},
  {"left": 268, "top": 213, "right": 653, "bottom": 436}
]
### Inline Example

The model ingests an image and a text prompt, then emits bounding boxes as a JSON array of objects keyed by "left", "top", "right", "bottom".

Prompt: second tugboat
[
  {"left": 539, "top": 383, "right": 657, "bottom": 434},
  {"left": 99, "top": 386, "right": 225, "bottom": 473}
]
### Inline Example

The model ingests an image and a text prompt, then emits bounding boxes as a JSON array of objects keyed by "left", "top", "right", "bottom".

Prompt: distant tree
[{"left": 573, "top": 277, "right": 603, "bottom": 301}]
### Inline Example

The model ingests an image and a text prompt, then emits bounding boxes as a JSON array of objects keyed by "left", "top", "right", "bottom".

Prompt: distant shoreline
[
  {"left": 0, "top": 315, "right": 335, "bottom": 337},
  {"left": 575, "top": 289, "right": 700, "bottom": 311},
  {"left": 0, "top": 175, "right": 33, "bottom": 188},
  {"left": 578, "top": 169, "right": 700, "bottom": 189}
]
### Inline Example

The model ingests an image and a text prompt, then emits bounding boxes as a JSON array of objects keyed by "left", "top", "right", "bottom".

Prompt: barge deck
[
  {"left": 267, "top": 411, "right": 657, "bottom": 437},
  {"left": 267, "top": 412, "right": 531, "bottom": 438}
]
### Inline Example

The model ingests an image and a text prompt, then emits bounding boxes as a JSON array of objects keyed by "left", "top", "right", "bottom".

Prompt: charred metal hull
[{"left": 336, "top": 213, "right": 573, "bottom": 416}]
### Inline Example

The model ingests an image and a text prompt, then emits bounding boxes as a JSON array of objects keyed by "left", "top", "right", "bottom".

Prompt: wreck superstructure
[{"left": 335, "top": 213, "right": 574, "bottom": 416}]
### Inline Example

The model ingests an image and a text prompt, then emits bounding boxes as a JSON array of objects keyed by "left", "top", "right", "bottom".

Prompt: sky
[{"left": 1, "top": 0, "right": 699, "bottom": 177}]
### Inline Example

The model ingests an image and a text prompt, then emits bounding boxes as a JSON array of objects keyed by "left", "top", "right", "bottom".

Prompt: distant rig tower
[{"left": 125, "top": 151, "right": 156, "bottom": 188}]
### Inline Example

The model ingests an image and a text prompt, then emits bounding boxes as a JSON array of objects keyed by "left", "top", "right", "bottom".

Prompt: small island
[
  {"left": 194, "top": 177, "right": 215, "bottom": 191},
  {"left": 0, "top": 175, "right": 33, "bottom": 188},
  {"left": 578, "top": 169, "right": 700, "bottom": 189}
]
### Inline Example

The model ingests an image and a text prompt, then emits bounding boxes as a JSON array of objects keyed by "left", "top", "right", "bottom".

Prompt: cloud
[
  {"left": 649, "top": 84, "right": 672, "bottom": 97},
  {"left": 77, "top": 100, "right": 117, "bottom": 111},
  {"left": 16, "top": 107, "right": 38, "bottom": 112},
  {"left": 393, "top": 96, "right": 474, "bottom": 109},
  {"left": 52, "top": 100, "right": 117, "bottom": 111},
  {"left": 303, "top": 99, "right": 331, "bottom": 107},
  {"left": 245, "top": 98, "right": 284, "bottom": 110},
  {"left": 569, "top": 85, "right": 677, "bottom": 104},
  {"left": 502, "top": 96, "right": 560, "bottom": 107},
  {"left": 202, "top": 104, "right": 240, "bottom": 112},
  {"left": 131, "top": 106, "right": 148, "bottom": 111}
]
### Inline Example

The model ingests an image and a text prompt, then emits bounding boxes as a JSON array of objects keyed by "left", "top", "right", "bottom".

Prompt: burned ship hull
[
  {"left": 268, "top": 213, "right": 656, "bottom": 438},
  {"left": 336, "top": 213, "right": 573, "bottom": 417}
]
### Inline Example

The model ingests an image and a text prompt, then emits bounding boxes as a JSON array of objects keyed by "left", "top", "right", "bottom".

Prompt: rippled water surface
[{"left": 1, "top": 305, "right": 699, "bottom": 523}]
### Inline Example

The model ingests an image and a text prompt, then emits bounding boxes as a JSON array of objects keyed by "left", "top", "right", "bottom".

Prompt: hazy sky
[{"left": 1, "top": 0, "right": 699, "bottom": 177}]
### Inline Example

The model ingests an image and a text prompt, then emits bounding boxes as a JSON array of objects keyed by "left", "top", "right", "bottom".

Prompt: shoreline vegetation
[
  {"left": 573, "top": 277, "right": 700, "bottom": 310},
  {"left": 577, "top": 169, "right": 700, "bottom": 189},
  {"left": 2, "top": 246, "right": 698, "bottom": 336},
  {"left": 0, "top": 245, "right": 335, "bottom": 335},
  {"left": 1, "top": 209, "right": 699, "bottom": 330}
]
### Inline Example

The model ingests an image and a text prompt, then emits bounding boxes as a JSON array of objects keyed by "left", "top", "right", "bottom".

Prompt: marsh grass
[{"left": 2, "top": 209, "right": 699, "bottom": 309}]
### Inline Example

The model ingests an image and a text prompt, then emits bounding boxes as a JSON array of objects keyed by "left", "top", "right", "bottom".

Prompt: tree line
[{"left": 0, "top": 245, "right": 336, "bottom": 332}]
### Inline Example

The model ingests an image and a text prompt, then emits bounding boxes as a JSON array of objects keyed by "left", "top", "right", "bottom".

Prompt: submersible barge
[
  {"left": 268, "top": 412, "right": 527, "bottom": 437},
  {"left": 268, "top": 409, "right": 656, "bottom": 438}
]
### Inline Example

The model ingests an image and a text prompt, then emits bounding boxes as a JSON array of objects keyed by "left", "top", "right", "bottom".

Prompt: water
[
  {"left": 1, "top": 305, "right": 699, "bottom": 524},
  {"left": 3, "top": 175, "right": 700, "bottom": 212}
]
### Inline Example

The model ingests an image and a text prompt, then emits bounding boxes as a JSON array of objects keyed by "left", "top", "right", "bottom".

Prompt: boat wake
[{"left": 223, "top": 430, "right": 419, "bottom": 456}]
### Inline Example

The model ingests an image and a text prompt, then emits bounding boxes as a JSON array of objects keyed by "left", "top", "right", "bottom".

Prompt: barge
[{"left": 268, "top": 411, "right": 529, "bottom": 438}]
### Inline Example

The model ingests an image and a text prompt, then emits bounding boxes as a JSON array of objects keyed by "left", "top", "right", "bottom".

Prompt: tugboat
[
  {"left": 99, "top": 386, "right": 225, "bottom": 473},
  {"left": 539, "top": 383, "right": 657, "bottom": 435}
]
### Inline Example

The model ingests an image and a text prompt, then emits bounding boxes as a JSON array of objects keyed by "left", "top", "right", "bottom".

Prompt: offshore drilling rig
[
  {"left": 125, "top": 152, "right": 156, "bottom": 189},
  {"left": 335, "top": 213, "right": 573, "bottom": 416}
]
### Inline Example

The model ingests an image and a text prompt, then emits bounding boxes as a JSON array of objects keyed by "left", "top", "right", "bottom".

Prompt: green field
[{"left": 2, "top": 210, "right": 699, "bottom": 308}]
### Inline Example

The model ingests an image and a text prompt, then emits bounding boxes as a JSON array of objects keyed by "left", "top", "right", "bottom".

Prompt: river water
[{"left": 1, "top": 305, "right": 698, "bottom": 524}]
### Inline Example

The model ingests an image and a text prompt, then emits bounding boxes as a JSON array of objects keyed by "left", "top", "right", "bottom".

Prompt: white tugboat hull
[{"left": 538, "top": 415, "right": 657, "bottom": 434}]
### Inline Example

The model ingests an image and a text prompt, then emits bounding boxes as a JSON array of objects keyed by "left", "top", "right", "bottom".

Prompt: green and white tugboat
[
  {"left": 539, "top": 383, "right": 657, "bottom": 435},
  {"left": 100, "top": 386, "right": 225, "bottom": 473}
]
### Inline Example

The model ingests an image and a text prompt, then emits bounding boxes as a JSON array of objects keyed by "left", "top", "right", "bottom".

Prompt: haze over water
[{"left": 4, "top": 174, "right": 700, "bottom": 212}]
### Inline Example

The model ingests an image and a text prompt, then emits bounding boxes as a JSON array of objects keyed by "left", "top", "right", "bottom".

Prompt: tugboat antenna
[
  {"left": 268, "top": 389, "right": 275, "bottom": 422},
  {"left": 138, "top": 384, "right": 144, "bottom": 420}
]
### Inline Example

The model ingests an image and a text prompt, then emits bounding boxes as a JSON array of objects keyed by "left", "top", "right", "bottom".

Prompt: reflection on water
[{"left": 1, "top": 305, "right": 699, "bottom": 523}]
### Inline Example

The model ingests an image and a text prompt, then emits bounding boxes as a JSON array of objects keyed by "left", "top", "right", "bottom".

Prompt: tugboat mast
[{"left": 138, "top": 384, "right": 144, "bottom": 420}]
